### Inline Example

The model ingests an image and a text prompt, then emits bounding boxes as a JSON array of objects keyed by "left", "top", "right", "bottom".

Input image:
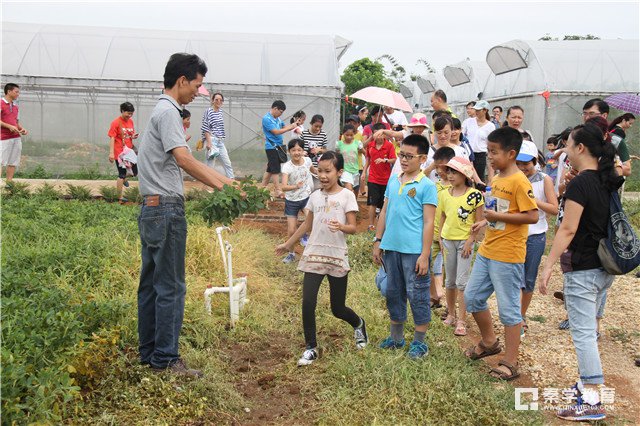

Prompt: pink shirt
[{"left": 1, "top": 98, "right": 20, "bottom": 140}]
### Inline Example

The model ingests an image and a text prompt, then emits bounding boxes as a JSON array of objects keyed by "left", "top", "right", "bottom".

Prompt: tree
[
  {"left": 539, "top": 34, "right": 600, "bottom": 41},
  {"left": 340, "top": 57, "right": 396, "bottom": 95},
  {"left": 376, "top": 54, "right": 407, "bottom": 87},
  {"left": 410, "top": 58, "right": 436, "bottom": 81}
]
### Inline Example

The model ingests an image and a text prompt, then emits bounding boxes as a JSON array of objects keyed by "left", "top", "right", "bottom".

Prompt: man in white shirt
[{"left": 383, "top": 106, "right": 408, "bottom": 129}]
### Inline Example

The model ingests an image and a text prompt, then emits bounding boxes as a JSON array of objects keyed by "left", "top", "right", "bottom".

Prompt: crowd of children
[{"left": 271, "top": 97, "right": 633, "bottom": 422}]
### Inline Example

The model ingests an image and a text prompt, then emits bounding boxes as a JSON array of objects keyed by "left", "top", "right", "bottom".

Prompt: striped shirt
[
  {"left": 301, "top": 129, "right": 327, "bottom": 167},
  {"left": 201, "top": 107, "right": 225, "bottom": 139}
]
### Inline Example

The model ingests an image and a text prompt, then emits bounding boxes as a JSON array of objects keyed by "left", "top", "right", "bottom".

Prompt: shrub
[
  {"left": 123, "top": 186, "right": 143, "bottom": 204},
  {"left": 99, "top": 185, "right": 120, "bottom": 202},
  {"left": 66, "top": 184, "right": 93, "bottom": 201},
  {"left": 33, "top": 183, "right": 62, "bottom": 200},
  {"left": 185, "top": 187, "right": 209, "bottom": 201},
  {"left": 23, "top": 164, "right": 52, "bottom": 179},
  {"left": 2, "top": 181, "right": 31, "bottom": 198}
]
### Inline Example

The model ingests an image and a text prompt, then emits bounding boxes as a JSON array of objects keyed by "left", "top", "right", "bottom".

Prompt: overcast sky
[{"left": 3, "top": 1, "right": 639, "bottom": 75}]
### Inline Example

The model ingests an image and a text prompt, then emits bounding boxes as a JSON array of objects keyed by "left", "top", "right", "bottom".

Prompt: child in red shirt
[
  {"left": 360, "top": 122, "right": 397, "bottom": 231},
  {"left": 108, "top": 102, "right": 138, "bottom": 202}
]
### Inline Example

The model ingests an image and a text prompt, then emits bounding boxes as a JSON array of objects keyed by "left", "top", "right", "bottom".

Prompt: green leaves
[
  {"left": 341, "top": 57, "right": 397, "bottom": 96},
  {"left": 196, "top": 180, "right": 269, "bottom": 226}
]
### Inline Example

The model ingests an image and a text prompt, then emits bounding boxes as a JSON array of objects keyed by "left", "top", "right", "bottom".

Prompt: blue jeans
[
  {"left": 137, "top": 198, "right": 187, "bottom": 368},
  {"left": 523, "top": 233, "right": 546, "bottom": 293},
  {"left": 564, "top": 268, "right": 614, "bottom": 385},
  {"left": 383, "top": 251, "right": 431, "bottom": 325},
  {"left": 464, "top": 254, "right": 523, "bottom": 326},
  {"left": 206, "top": 137, "right": 234, "bottom": 178}
]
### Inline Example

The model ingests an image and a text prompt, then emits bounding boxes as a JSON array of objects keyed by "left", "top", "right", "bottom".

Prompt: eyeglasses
[
  {"left": 581, "top": 111, "right": 601, "bottom": 118},
  {"left": 398, "top": 152, "right": 423, "bottom": 161}
]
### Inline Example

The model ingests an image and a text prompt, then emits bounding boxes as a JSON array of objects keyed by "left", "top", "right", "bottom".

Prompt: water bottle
[{"left": 484, "top": 187, "right": 497, "bottom": 228}]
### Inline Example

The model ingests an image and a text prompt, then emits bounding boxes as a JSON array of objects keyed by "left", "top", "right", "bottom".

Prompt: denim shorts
[
  {"left": 464, "top": 254, "right": 523, "bottom": 326},
  {"left": 383, "top": 250, "right": 431, "bottom": 325},
  {"left": 523, "top": 233, "right": 546, "bottom": 293},
  {"left": 284, "top": 197, "right": 309, "bottom": 217}
]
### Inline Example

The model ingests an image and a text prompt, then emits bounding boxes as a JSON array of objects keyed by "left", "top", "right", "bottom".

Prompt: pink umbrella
[
  {"left": 350, "top": 86, "right": 413, "bottom": 113},
  {"left": 198, "top": 85, "right": 210, "bottom": 97}
]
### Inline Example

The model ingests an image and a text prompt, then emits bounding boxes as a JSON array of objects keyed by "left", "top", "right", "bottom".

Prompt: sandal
[
  {"left": 489, "top": 360, "right": 520, "bottom": 381},
  {"left": 443, "top": 315, "right": 456, "bottom": 326},
  {"left": 454, "top": 321, "right": 467, "bottom": 336},
  {"left": 440, "top": 308, "right": 449, "bottom": 320},
  {"left": 464, "top": 339, "right": 501, "bottom": 360},
  {"left": 430, "top": 298, "right": 443, "bottom": 309}
]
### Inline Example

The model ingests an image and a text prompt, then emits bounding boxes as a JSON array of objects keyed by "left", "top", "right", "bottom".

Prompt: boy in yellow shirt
[{"left": 464, "top": 127, "right": 538, "bottom": 381}]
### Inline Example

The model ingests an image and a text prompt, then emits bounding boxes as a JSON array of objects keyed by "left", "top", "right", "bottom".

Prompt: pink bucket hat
[
  {"left": 446, "top": 156, "right": 474, "bottom": 179},
  {"left": 406, "top": 113, "right": 428, "bottom": 127}
]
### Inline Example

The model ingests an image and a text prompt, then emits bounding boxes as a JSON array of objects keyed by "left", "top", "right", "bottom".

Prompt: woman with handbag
[{"left": 201, "top": 92, "right": 234, "bottom": 178}]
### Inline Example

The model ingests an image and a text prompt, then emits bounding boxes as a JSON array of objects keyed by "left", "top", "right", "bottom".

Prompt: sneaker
[
  {"left": 407, "top": 340, "right": 429, "bottom": 359},
  {"left": 379, "top": 336, "right": 406, "bottom": 350},
  {"left": 354, "top": 318, "right": 368, "bottom": 349},
  {"left": 297, "top": 348, "right": 318, "bottom": 366},
  {"left": 300, "top": 234, "right": 309, "bottom": 247},
  {"left": 557, "top": 403, "right": 606, "bottom": 421},
  {"left": 151, "top": 358, "right": 203, "bottom": 378},
  {"left": 558, "top": 319, "right": 570, "bottom": 330},
  {"left": 282, "top": 252, "right": 296, "bottom": 264},
  {"left": 123, "top": 179, "right": 130, "bottom": 188}
]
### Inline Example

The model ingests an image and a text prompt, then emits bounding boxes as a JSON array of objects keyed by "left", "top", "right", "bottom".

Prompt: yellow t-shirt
[
  {"left": 440, "top": 187, "right": 484, "bottom": 240},
  {"left": 434, "top": 180, "right": 450, "bottom": 235},
  {"left": 479, "top": 171, "right": 538, "bottom": 263}
]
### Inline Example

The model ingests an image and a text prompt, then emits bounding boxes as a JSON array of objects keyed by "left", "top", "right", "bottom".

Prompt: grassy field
[{"left": 1, "top": 196, "right": 545, "bottom": 425}]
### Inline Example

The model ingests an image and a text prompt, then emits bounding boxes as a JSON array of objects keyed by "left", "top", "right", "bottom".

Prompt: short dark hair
[
  {"left": 342, "top": 123, "right": 356, "bottom": 134},
  {"left": 452, "top": 117, "right": 462, "bottom": 130},
  {"left": 466, "top": 101, "right": 476, "bottom": 108},
  {"left": 493, "top": 106, "right": 503, "bottom": 113},
  {"left": 288, "top": 138, "right": 305, "bottom": 151},
  {"left": 120, "top": 102, "right": 135, "bottom": 113},
  {"left": 432, "top": 109, "right": 452, "bottom": 121},
  {"left": 506, "top": 105, "right": 524, "bottom": 118},
  {"left": 583, "top": 98, "right": 609, "bottom": 115},
  {"left": 310, "top": 114, "right": 324, "bottom": 125},
  {"left": 372, "top": 122, "right": 386, "bottom": 132},
  {"left": 432, "top": 146, "right": 456, "bottom": 162},
  {"left": 346, "top": 114, "right": 360, "bottom": 124},
  {"left": 290, "top": 110, "right": 305, "bottom": 124},
  {"left": 434, "top": 89, "right": 447, "bottom": 103},
  {"left": 163, "top": 53, "right": 208, "bottom": 89},
  {"left": 434, "top": 115, "right": 453, "bottom": 132},
  {"left": 4, "top": 83, "right": 19, "bottom": 94},
  {"left": 318, "top": 150, "right": 344, "bottom": 171},
  {"left": 271, "top": 100, "right": 286, "bottom": 111},
  {"left": 487, "top": 127, "right": 523, "bottom": 153},
  {"left": 212, "top": 92, "right": 224, "bottom": 101},
  {"left": 401, "top": 134, "right": 429, "bottom": 155},
  {"left": 370, "top": 105, "right": 382, "bottom": 115},
  {"left": 182, "top": 108, "right": 191, "bottom": 119}
]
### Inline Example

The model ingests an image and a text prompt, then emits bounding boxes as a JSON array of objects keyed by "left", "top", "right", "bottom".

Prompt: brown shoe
[{"left": 151, "top": 358, "right": 203, "bottom": 378}]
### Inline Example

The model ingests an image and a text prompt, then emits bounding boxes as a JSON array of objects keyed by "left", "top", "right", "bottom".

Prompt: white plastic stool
[{"left": 203, "top": 226, "right": 248, "bottom": 327}]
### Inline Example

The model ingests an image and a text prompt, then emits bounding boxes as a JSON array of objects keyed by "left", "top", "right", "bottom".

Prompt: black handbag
[{"left": 275, "top": 145, "right": 288, "bottom": 163}]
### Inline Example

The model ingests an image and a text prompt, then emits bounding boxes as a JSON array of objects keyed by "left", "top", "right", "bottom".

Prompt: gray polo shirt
[{"left": 138, "top": 95, "right": 188, "bottom": 197}]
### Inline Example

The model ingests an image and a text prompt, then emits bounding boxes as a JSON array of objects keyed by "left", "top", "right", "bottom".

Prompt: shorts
[
  {"left": 265, "top": 149, "right": 281, "bottom": 174},
  {"left": 284, "top": 197, "right": 309, "bottom": 217},
  {"left": 340, "top": 171, "right": 360, "bottom": 189},
  {"left": 367, "top": 182, "right": 386, "bottom": 208},
  {"left": 116, "top": 161, "right": 138, "bottom": 179},
  {"left": 464, "top": 254, "right": 523, "bottom": 326},
  {"left": 1, "top": 137, "right": 21, "bottom": 167},
  {"left": 442, "top": 239, "right": 472, "bottom": 291},
  {"left": 431, "top": 240, "right": 443, "bottom": 276},
  {"left": 383, "top": 250, "right": 431, "bottom": 325},
  {"left": 522, "top": 233, "right": 546, "bottom": 293}
]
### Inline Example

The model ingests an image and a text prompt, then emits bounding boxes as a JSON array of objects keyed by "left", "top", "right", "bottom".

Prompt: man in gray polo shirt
[{"left": 137, "top": 53, "right": 233, "bottom": 377}]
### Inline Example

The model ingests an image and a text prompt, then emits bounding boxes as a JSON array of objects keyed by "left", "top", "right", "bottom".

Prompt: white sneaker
[
  {"left": 282, "top": 252, "right": 296, "bottom": 264},
  {"left": 297, "top": 348, "right": 318, "bottom": 366}
]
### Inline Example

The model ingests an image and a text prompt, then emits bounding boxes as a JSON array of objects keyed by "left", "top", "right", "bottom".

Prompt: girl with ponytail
[{"left": 538, "top": 121, "right": 623, "bottom": 421}]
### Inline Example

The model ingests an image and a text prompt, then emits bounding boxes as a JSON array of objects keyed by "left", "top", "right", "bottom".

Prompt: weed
[
  {"left": 185, "top": 187, "right": 209, "bottom": 201},
  {"left": 123, "top": 186, "right": 143, "bottom": 203},
  {"left": 99, "top": 185, "right": 120, "bottom": 202},
  {"left": 196, "top": 181, "right": 269, "bottom": 226},
  {"left": 21, "top": 164, "right": 52, "bottom": 179},
  {"left": 528, "top": 315, "right": 547, "bottom": 323},
  {"left": 2, "top": 181, "right": 31, "bottom": 198},
  {"left": 66, "top": 184, "right": 93, "bottom": 201}
]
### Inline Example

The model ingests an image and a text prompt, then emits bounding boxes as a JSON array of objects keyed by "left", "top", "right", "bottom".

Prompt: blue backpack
[{"left": 597, "top": 191, "right": 640, "bottom": 275}]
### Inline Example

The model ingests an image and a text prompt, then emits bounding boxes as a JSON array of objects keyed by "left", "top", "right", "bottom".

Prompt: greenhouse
[{"left": 1, "top": 22, "right": 350, "bottom": 175}]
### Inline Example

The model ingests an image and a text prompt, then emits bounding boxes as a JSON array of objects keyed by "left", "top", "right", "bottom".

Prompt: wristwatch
[{"left": 372, "top": 237, "right": 382, "bottom": 243}]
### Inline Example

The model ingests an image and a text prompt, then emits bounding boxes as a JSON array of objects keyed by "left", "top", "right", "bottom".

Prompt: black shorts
[
  {"left": 265, "top": 149, "right": 281, "bottom": 174},
  {"left": 367, "top": 182, "right": 386, "bottom": 208},
  {"left": 116, "top": 161, "right": 138, "bottom": 179}
]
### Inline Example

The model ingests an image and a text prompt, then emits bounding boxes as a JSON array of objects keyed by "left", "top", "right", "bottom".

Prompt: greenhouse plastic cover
[{"left": 2, "top": 22, "right": 345, "bottom": 87}]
